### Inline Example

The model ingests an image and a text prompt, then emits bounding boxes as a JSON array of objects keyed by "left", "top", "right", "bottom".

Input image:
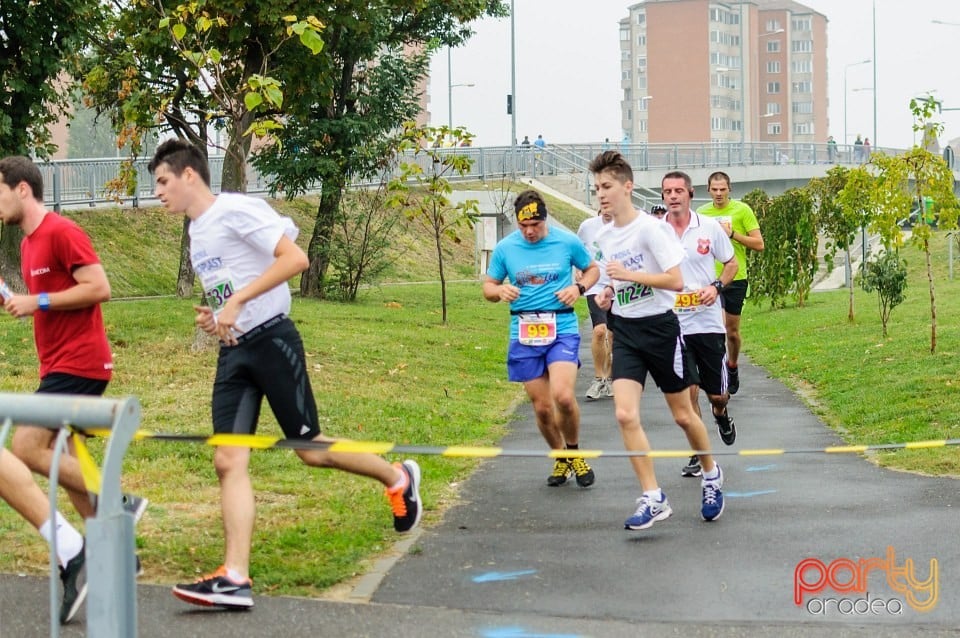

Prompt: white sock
[
  {"left": 642, "top": 488, "right": 663, "bottom": 502},
  {"left": 702, "top": 465, "right": 721, "bottom": 481},
  {"left": 389, "top": 466, "right": 407, "bottom": 491},
  {"left": 39, "top": 512, "right": 84, "bottom": 568},
  {"left": 225, "top": 568, "right": 247, "bottom": 583}
]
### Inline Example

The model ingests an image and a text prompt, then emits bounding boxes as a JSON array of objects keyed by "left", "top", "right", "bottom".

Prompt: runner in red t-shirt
[{"left": 0, "top": 155, "right": 147, "bottom": 623}]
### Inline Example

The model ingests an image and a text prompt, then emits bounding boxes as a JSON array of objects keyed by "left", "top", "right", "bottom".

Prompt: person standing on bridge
[
  {"left": 660, "top": 171, "right": 740, "bottom": 479},
  {"left": 696, "top": 171, "right": 764, "bottom": 397},
  {"left": 148, "top": 139, "right": 422, "bottom": 610},
  {"left": 589, "top": 151, "right": 725, "bottom": 530},
  {"left": 483, "top": 189, "right": 600, "bottom": 489}
]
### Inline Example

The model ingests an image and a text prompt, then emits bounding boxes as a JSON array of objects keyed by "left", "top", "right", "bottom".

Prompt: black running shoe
[
  {"left": 570, "top": 457, "right": 595, "bottom": 488},
  {"left": 59, "top": 545, "right": 87, "bottom": 624},
  {"left": 715, "top": 409, "right": 737, "bottom": 446},
  {"left": 726, "top": 364, "right": 740, "bottom": 395},
  {"left": 681, "top": 454, "right": 702, "bottom": 478},
  {"left": 547, "top": 458, "right": 571, "bottom": 486},
  {"left": 386, "top": 460, "right": 422, "bottom": 533},
  {"left": 172, "top": 566, "right": 253, "bottom": 609}
]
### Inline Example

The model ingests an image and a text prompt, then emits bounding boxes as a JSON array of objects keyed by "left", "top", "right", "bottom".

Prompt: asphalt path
[{"left": 2, "top": 323, "right": 959, "bottom": 637}]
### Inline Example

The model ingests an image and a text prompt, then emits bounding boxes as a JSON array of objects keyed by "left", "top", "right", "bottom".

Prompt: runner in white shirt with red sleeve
[
  {"left": 661, "top": 171, "right": 739, "bottom": 480},
  {"left": 588, "top": 152, "right": 726, "bottom": 532}
]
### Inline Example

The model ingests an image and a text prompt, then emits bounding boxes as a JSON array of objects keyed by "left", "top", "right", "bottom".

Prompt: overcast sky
[{"left": 428, "top": 0, "right": 960, "bottom": 150}]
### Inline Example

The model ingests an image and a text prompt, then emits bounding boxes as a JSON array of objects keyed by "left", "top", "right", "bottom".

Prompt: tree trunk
[
  {"left": 925, "top": 240, "right": 937, "bottom": 353},
  {"left": 303, "top": 176, "right": 345, "bottom": 298},
  {"left": 0, "top": 226, "right": 24, "bottom": 290},
  {"left": 846, "top": 246, "right": 854, "bottom": 322},
  {"left": 436, "top": 228, "right": 447, "bottom": 324},
  {"left": 176, "top": 216, "right": 195, "bottom": 298},
  {"left": 221, "top": 118, "right": 253, "bottom": 193}
]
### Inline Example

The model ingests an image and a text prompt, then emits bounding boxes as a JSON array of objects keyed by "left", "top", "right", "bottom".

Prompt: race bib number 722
[{"left": 615, "top": 282, "right": 654, "bottom": 308}]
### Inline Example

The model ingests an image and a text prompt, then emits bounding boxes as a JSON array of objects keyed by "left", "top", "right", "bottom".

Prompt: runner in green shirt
[{"left": 695, "top": 171, "right": 764, "bottom": 395}]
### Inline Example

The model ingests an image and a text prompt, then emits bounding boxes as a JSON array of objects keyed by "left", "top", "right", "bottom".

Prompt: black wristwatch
[
  {"left": 712, "top": 280, "right": 724, "bottom": 293},
  {"left": 576, "top": 283, "right": 586, "bottom": 295}
]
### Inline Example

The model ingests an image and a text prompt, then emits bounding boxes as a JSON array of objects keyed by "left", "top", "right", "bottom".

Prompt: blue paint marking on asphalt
[
  {"left": 745, "top": 464, "right": 777, "bottom": 472},
  {"left": 472, "top": 569, "right": 538, "bottom": 583},
  {"left": 725, "top": 490, "right": 777, "bottom": 498},
  {"left": 480, "top": 627, "right": 583, "bottom": 638}
]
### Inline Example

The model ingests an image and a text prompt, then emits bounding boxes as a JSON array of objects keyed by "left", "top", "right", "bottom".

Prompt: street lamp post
[
  {"left": 446, "top": 48, "right": 475, "bottom": 131},
  {"left": 843, "top": 59, "right": 871, "bottom": 149}
]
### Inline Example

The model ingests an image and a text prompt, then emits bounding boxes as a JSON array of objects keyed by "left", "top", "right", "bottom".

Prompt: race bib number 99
[
  {"left": 518, "top": 312, "right": 557, "bottom": 346},
  {"left": 615, "top": 283, "right": 654, "bottom": 308},
  {"left": 205, "top": 279, "right": 235, "bottom": 312}
]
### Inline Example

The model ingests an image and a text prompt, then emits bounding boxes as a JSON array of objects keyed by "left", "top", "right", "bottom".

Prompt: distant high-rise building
[{"left": 620, "top": 0, "right": 828, "bottom": 145}]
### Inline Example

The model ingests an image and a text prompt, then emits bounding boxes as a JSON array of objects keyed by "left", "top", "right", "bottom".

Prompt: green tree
[
  {"left": 0, "top": 0, "right": 101, "bottom": 283},
  {"left": 252, "top": 0, "right": 508, "bottom": 298},
  {"left": 326, "top": 183, "right": 406, "bottom": 301},
  {"left": 743, "top": 188, "right": 817, "bottom": 308},
  {"left": 81, "top": 2, "right": 322, "bottom": 296},
  {"left": 811, "top": 165, "right": 875, "bottom": 322},
  {"left": 387, "top": 124, "right": 478, "bottom": 324},
  {"left": 859, "top": 249, "right": 908, "bottom": 338},
  {"left": 869, "top": 95, "right": 960, "bottom": 352}
]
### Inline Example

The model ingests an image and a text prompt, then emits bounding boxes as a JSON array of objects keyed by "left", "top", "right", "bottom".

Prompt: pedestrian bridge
[{"left": 36, "top": 140, "right": 956, "bottom": 212}]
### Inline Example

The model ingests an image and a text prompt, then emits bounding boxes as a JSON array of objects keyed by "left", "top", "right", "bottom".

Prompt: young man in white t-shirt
[
  {"left": 589, "top": 151, "right": 725, "bottom": 530},
  {"left": 661, "top": 171, "right": 739, "bottom": 478},
  {"left": 149, "top": 139, "right": 422, "bottom": 610},
  {"left": 576, "top": 209, "right": 613, "bottom": 400}
]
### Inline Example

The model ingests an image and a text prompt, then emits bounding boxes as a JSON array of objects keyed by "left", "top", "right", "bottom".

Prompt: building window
[
  {"left": 792, "top": 81, "right": 812, "bottom": 93},
  {"left": 638, "top": 119, "right": 647, "bottom": 132},
  {"left": 766, "top": 19, "right": 781, "bottom": 32},
  {"left": 792, "top": 40, "right": 813, "bottom": 53},
  {"left": 767, "top": 61, "right": 781, "bottom": 73},
  {"left": 732, "top": 119, "right": 742, "bottom": 131},
  {"left": 637, "top": 75, "right": 647, "bottom": 89},
  {"left": 637, "top": 57, "right": 646, "bottom": 69},
  {"left": 638, "top": 98, "right": 649, "bottom": 111},
  {"left": 792, "top": 17, "right": 812, "bottom": 31},
  {"left": 792, "top": 101, "right": 814, "bottom": 114},
  {"left": 711, "top": 117, "right": 727, "bottom": 131},
  {"left": 620, "top": 27, "right": 629, "bottom": 41},
  {"left": 792, "top": 59, "right": 812, "bottom": 73},
  {"left": 636, "top": 12, "right": 645, "bottom": 25},
  {"left": 767, "top": 40, "right": 781, "bottom": 53},
  {"left": 767, "top": 122, "right": 782, "bottom": 135},
  {"left": 637, "top": 34, "right": 646, "bottom": 46},
  {"left": 795, "top": 122, "right": 815, "bottom": 135},
  {"left": 621, "top": 70, "right": 629, "bottom": 80},
  {"left": 766, "top": 103, "right": 781, "bottom": 115},
  {"left": 767, "top": 82, "right": 781, "bottom": 94}
]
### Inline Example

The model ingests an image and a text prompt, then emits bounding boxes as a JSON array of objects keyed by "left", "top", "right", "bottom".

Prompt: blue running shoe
[
  {"left": 701, "top": 465, "right": 725, "bottom": 522},
  {"left": 624, "top": 493, "right": 672, "bottom": 530}
]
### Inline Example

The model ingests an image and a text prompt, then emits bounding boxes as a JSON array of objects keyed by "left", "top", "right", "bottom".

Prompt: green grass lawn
[{"left": 741, "top": 232, "right": 960, "bottom": 477}]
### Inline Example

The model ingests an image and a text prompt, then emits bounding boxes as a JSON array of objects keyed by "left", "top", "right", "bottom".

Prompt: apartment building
[{"left": 620, "top": 0, "right": 828, "bottom": 145}]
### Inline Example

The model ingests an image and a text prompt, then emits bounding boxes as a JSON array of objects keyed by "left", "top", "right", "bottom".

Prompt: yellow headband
[{"left": 516, "top": 201, "right": 546, "bottom": 222}]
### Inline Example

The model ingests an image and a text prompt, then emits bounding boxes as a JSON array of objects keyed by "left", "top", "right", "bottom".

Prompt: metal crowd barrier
[{"left": 0, "top": 393, "right": 142, "bottom": 638}]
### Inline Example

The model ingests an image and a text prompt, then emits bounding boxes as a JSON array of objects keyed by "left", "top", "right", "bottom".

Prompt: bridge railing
[{"left": 37, "top": 141, "right": 906, "bottom": 211}]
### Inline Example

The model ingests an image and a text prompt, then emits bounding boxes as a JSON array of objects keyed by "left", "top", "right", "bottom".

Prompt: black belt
[
  {"left": 232, "top": 314, "right": 287, "bottom": 344},
  {"left": 510, "top": 308, "right": 575, "bottom": 316}
]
